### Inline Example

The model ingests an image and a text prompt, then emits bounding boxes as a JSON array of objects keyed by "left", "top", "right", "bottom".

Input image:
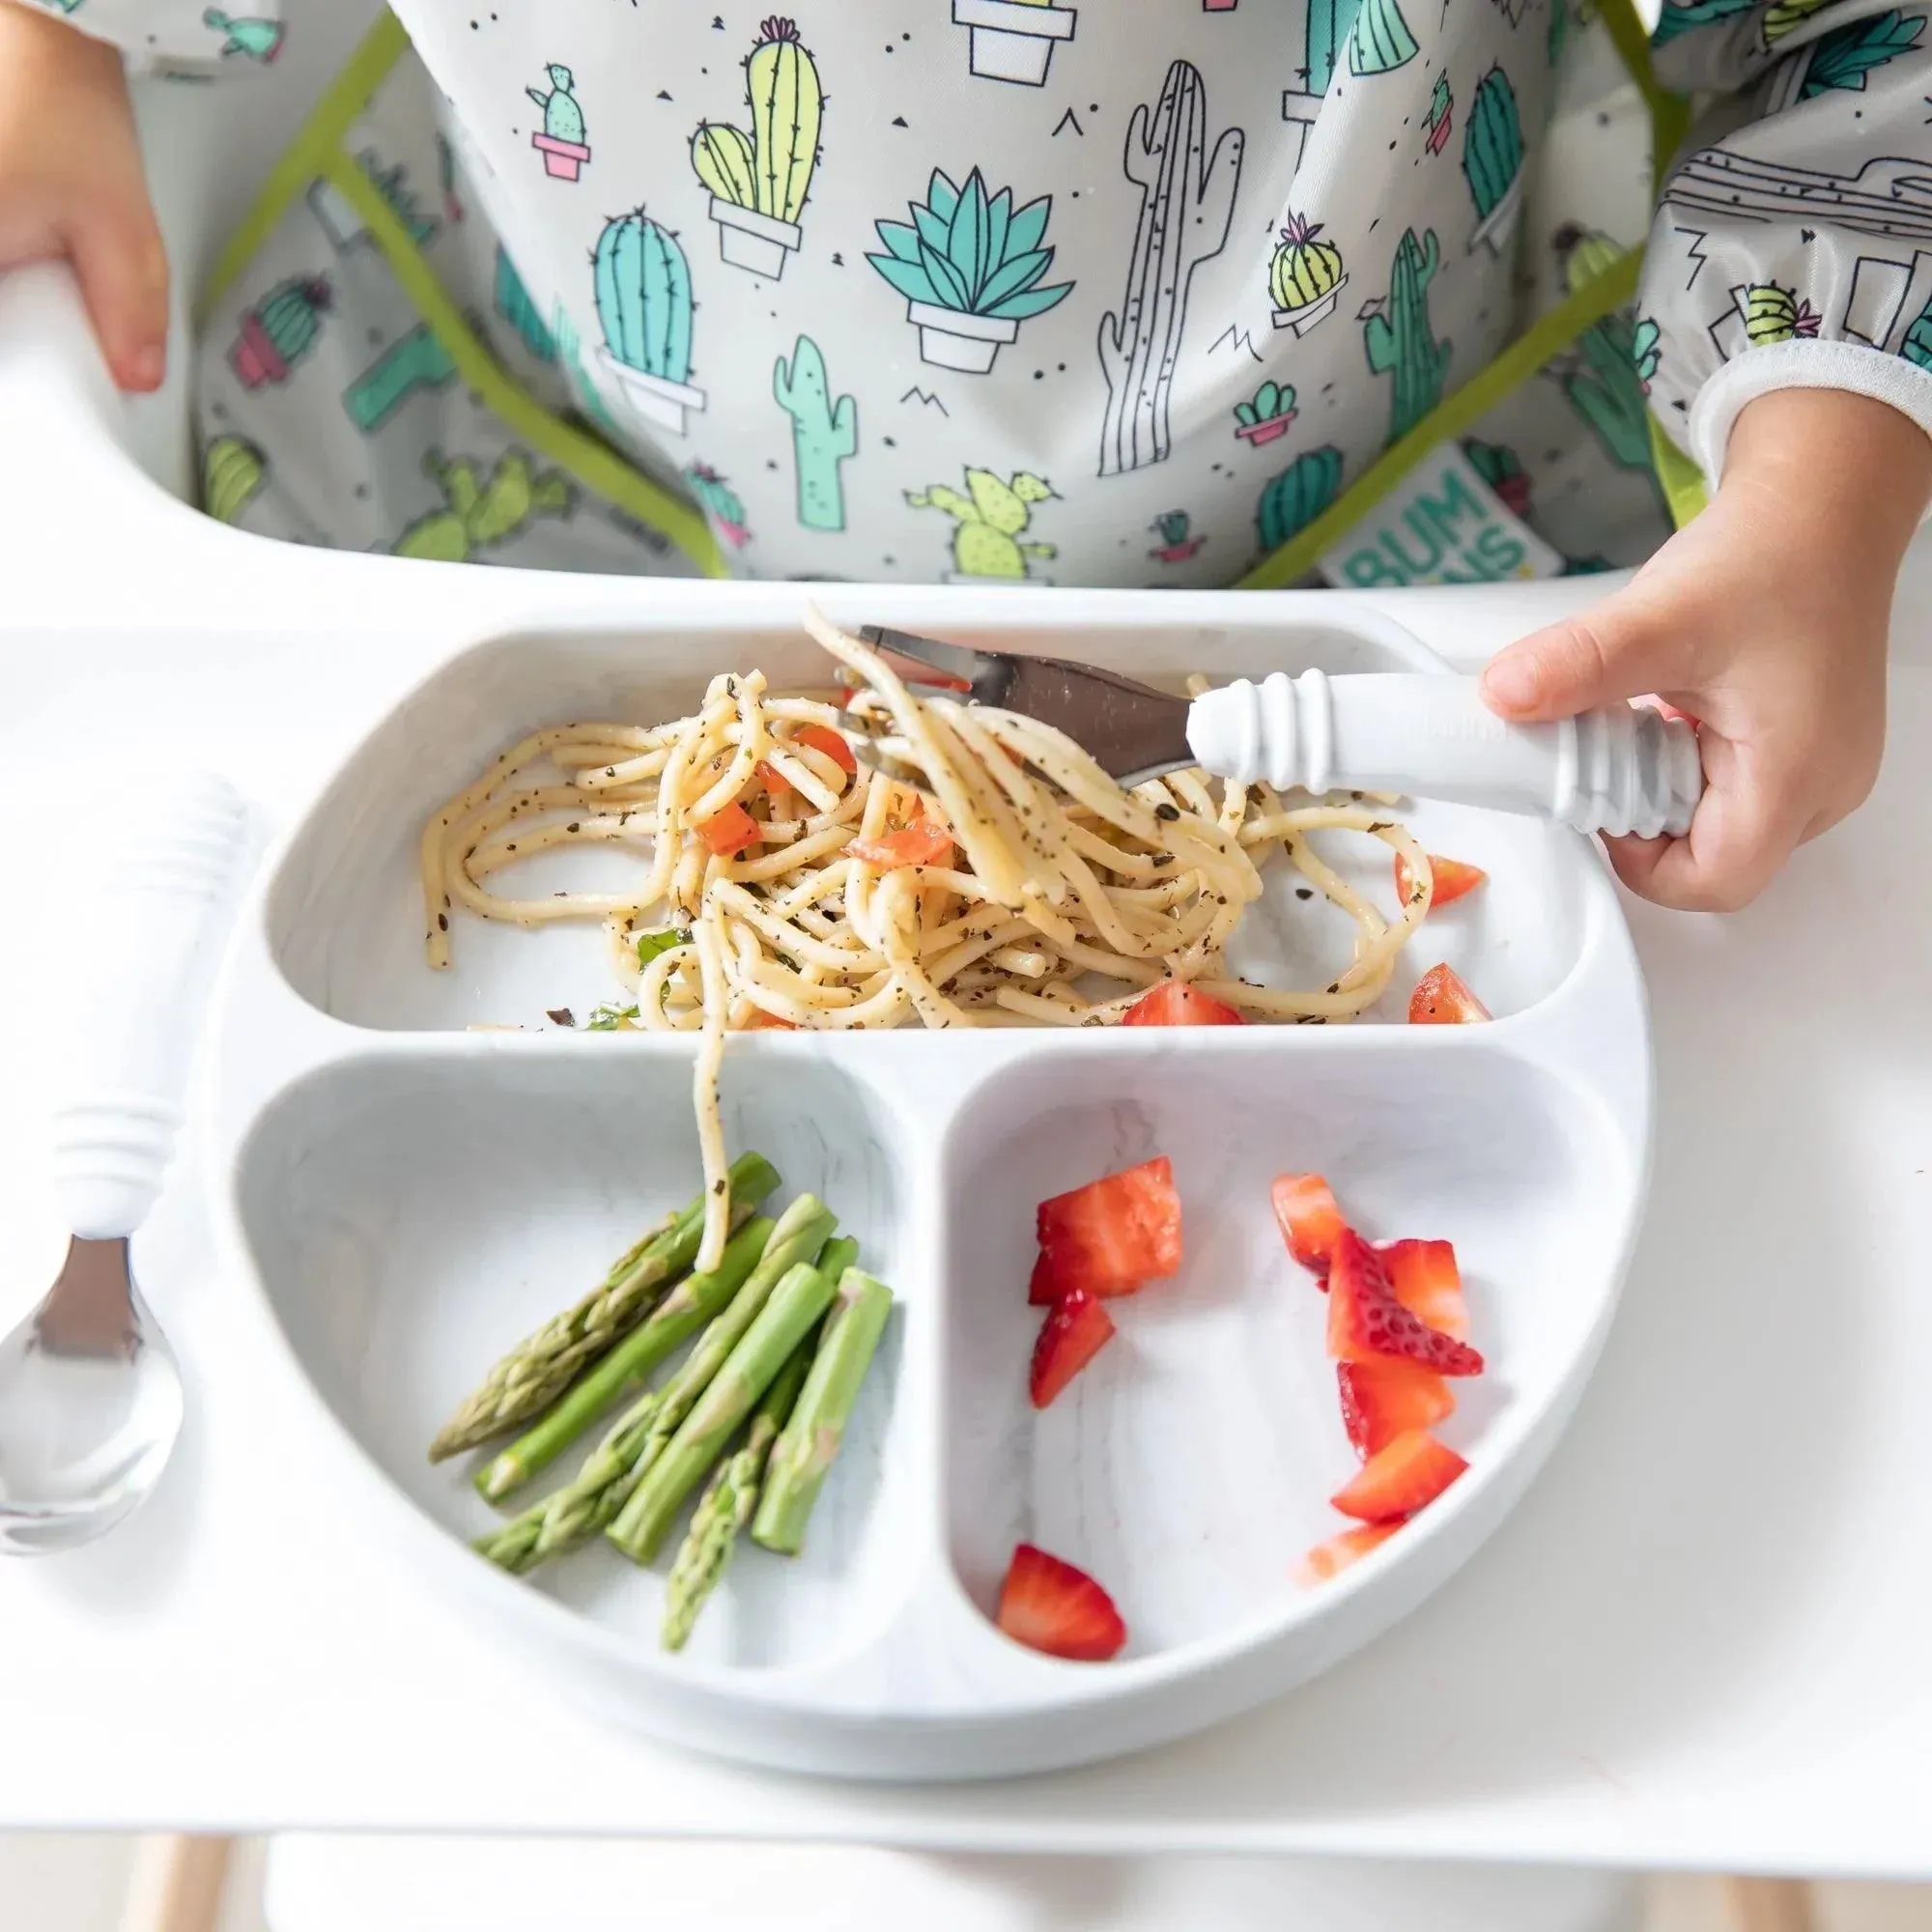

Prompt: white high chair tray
[{"left": 204, "top": 600, "right": 1645, "bottom": 1781}]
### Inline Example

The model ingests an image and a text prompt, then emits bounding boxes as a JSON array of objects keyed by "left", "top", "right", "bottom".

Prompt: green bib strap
[{"left": 197, "top": 13, "right": 726, "bottom": 578}]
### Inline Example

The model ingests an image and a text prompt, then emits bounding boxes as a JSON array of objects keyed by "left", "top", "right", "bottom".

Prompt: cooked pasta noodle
[{"left": 421, "top": 611, "right": 1439, "bottom": 1269}]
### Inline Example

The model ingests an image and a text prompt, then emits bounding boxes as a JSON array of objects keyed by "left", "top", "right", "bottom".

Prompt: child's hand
[
  {"left": 0, "top": 1, "right": 168, "bottom": 390},
  {"left": 1481, "top": 388, "right": 1932, "bottom": 911}
]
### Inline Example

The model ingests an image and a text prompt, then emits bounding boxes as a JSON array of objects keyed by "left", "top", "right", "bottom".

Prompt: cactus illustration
[
  {"left": 342, "top": 324, "right": 456, "bottom": 433},
  {"left": 359, "top": 150, "right": 439, "bottom": 246},
  {"left": 1424, "top": 73, "right": 1454, "bottom": 155},
  {"left": 692, "top": 19, "right": 823, "bottom": 277},
  {"left": 1149, "top": 510, "right": 1208, "bottom": 562},
  {"left": 554, "top": 306, "right": 621, "bottom": 437},
  {"left": 1633, "top": 316, "right": 1662, "bottom": 392},
  {"left": 228, "top": 275, "right": 330, "bottom": 388},
  {"left": 494, "top": 248, "right": 557, "bottom": 362},
  {"left": 685, "top": 464, "right": 751, "bottom": 548},
  {"left": 393, "top": 451, "right": 574, "bottom": 563},
  {"left": 1652, "top": 0, "right": 1753, "bottom": 41},
  {"left": 203, "top": 10, "right": 283, "bottom": 61},
  {"left": 1902, "top": 294, "right": 1932, "bottom": 369},
  {"left": 1553, "top": 231, "right": 1656, "bottom": 472},
  {"left": 1462, "top": 439, "right": 1531, "bottom": 519},
  {"left": 1269, "top": 213, "right": 1348, "bottom": 334},
  {"left": 773, "top": 335, "right": 857, "bottom": 531},
  {"left": 1802, "top": 9, "right": 1925, "bottom": 94},
  {"left": 1233, "top": 378, "right": 1297, "bottom": 444},
  {"left": 1350, "top": 0, "right": 1419, "bottom": 72},
  {"left": 1097, "top": 61, "right": 1245, "bottom": 476},
  {"left": 1307, "top": 0, "right": 1367, "bottom": 94},
  {"left": 438, "top": 132, "right": 464, "bottom": 224},
  {"left": 1255, "top": 446, "right": 1344, "bottom": 554},
  {"left": 1463, "top": 66, "right": 1525, "bottom": 254},
  {"left": 1363, "top": 229, "right": 1452, "bottom": 445},
  {"left": 1763, "top": 0, "right": 1835, "bottom": 43},
  {"left": 202, "top": 436, "right": 266, "bottom": 525},
  {"left": 593, "top": 211, "right": 706, "bottom": 434},
  {"left": 528, "top": 65, "right": 591, "bottom": 180},
  {"left": 1742, "top": 282, "right": 1822, "bottom": 346},
  {"left": 907, "top": 469, "right": 1058, "bottom": 581}
]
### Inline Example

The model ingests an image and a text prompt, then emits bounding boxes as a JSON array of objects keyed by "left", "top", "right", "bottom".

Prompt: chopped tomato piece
[
  {"left": 1030, "top": 1156, "right": 1183, "bottom": 1302},
  {"left": 1028, "top": 1289, "right": 1117, "bottom": 1407},
  {"left": 696, "top": 801, "right": 760, "bottom": 857},
  {"left": 1338, "top": 1359, "right": 1455, "bottom": 1458},
  {"left": 1331, "top": 1429, "right": 1467, "bottom": 1522},
  {"left": 755, "top": 759, "right": 793, "bottom": 800},
  {"left": 1122, "top": 983, "right": 1245, "bottom": 1028},
  {"left": 1327, "top": 1228, "right": 1484, "bottom": 1376},
  {"left": 1270, "top": 1173, "right": 1346, "bottom": 1279},
  {"left": 848, "top": 819, "right": 954, "bottom": 869},
  {"left": 996, "top": 1544, "right": 1127, "bottom": 1662},
  {"left": 793, "top": 722, "right": 858, "bottom": 775},
  {"left": 1408, "top": 962, "right": 1492, "bottom": 1025},
  {"left": 1293, "top": 1520, "right": 1402, "bottom": 1586},
  {"left": 1395, "top": 852, "right": 1488, "bottom": 911},
  {"left": 1381, "top": 1237, "right": 1467, "bottom": 1341},
  {"left": 743, "top": 1009, "right": 799, "bottom": 1032}
]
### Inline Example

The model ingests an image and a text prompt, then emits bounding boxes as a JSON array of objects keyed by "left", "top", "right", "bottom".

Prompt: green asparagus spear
[
  {"left": 751, "top": 1267, "right": 894, "bottom": 1556},
  {"left": 430, "top": 1151, "right": 781, "bottom": 1461},
  {"left": 472, "top": 1196, "right": 836, "bottom": 1574},
  {"left": 474, "top": 1214, "right": 777, "bottom": 1503},
  {"left": 609, "top": 1240, "right": 854, "bottom": 1565},
  {"left": 660, "top": 1345, "right": 812, "bottom": 1653}
]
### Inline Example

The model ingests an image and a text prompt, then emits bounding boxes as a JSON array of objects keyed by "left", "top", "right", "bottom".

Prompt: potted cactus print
[
  {"left": 228, "top": 275, "right": 330, "bottom": 388},
  {"left": 1349, "top": 0, "right": 1420, "bottom": 73},
  {"left": 1271, "top": 214, "right": 1348, "bottom": 335},
  {"left": 1424, "top": 73, "right": 1453, "bottom": 155},
  {"left": 528, "top": 65, "right": 590, "bottom": 181},
  {"left": 1255, "top": 446, "right": 1343, "bottom": 554},
  {"left": 685, "top": 464, "right": 751, "bottom": 548},
  {"left": 202, "top": 435, "right": 266, "bottom": 525},
  {"left": 1149, "top": 511, "right": 1207, "bottom": 561},
  {"left": 691, "top": 20, "right": 823, "bottom": 280},
  {"left": 1462, "top": 439, "right": 1531, "bottom": 519},
  {"left": 593, "top": 211, "right": 707, "bottom": 435},
  {"left": 952, "top": 0, "right": 1077, "bottom": 87},
  {"left": 867, "top": 167, "right": 1073, "bottom": 373},
  {"left": 907, "top": 469, "right": 1058, "bottom": 581},
  {"left": 1233, "top": 379, "right": 1297, "bottom": 444},
  {"left": 1633, "top": 316, "right": 1662, "bottom": 391},
  {"left": 1743, "top": 282, "right": 1822, "bottom": 344},
  {"left": 203, "top": 10, "right": 283, "bottom": 61},
  {"left": 1463, "top": 68, "right": 1525, "bottom": 255}
]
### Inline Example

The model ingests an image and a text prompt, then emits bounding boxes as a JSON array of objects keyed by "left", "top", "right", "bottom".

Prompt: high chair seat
[{"left": 262, "top": 1836, "right": 1642, "bottom": 1932}]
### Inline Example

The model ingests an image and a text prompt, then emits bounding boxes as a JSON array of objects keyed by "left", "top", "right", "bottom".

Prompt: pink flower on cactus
[{"left": 760, "top": 16, "right": 802, "bottom": 41}]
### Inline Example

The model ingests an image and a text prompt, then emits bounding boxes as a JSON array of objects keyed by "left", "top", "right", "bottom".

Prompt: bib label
[{"left": 1319, "top": 444, "right": 1566, "bottom": 588}]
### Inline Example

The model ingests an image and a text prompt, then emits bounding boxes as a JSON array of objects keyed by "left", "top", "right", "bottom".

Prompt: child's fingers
[
  {"left": 1601, "top": 753, "right": 1808, "bottom": 914},
  {"left": 65, "top": 196, "right": 170, "bottom": 391},
  {"left": 1481, "top": 596, "right": 1715, "bottom": 724}
]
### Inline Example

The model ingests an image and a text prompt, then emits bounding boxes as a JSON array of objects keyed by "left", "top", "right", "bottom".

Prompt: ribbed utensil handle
[
  {"left": 1185, "top": 671, "right": 1703, "bottom": 839},
  {"left": 48, "top": 773, "right": 249, "bottom": 1240}
]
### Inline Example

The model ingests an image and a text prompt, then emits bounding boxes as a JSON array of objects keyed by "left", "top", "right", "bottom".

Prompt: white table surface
[{"left": 4, "top": 258, "right": 1932, "bottom": 1875}]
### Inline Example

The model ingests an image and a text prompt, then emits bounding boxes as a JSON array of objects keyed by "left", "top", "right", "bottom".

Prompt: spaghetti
[{"left": 421, "top": 611, "right": 1440, "bottom": 1269}]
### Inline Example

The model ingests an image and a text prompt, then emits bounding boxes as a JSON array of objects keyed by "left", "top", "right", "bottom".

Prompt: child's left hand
[{"left": 1481, "top": 387, "right": 1932, "bottom": 911}]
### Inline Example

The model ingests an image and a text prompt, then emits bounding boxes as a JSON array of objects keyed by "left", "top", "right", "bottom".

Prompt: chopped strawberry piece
[
  {"left": 1408, "top": 962, "right": 1492, "bottom": 1024},
  {"left": 1327, "top": 1229, "right": 1484, "bottom": 1376},
  {"left": 1122, "top": 983, "right": 1246, "bottom": 1027},
  {"left": 1331, "top": 1429, "right": 1468, "bottom": 1522},
  {"left": 848, "top": 819, "right": 954, "bottom": 869},
  {"left": 1293, "top": 1521, "right": 1402, "bottom": 1586},
  {"left": 1338, "top": 1359, "right": 1455, "bottom": 1458},
  {"left": 1382, "top": 1237, "right": 1468, "bottom": 1340},
  {"left": 996, "top": 1544, "right": 1127, "bottom": 1662},
  {"left": 696, "top": 801, "right": 760, "bottom": 857},
  {"left": 1270, "top": 1173, "right": 1346, "bottom": 1279},
  {"left": 1028, "top": 1290, "right": 1116, "bottom": 1407},
  {"left": 1031, "top": 1156, "right": 1182, "bottom": 1301},
  {"left": 793, "top": 722, "right": 858, "bottom": 774},
  {"left": 1395, "top": 851, "right": 1488, "bottom": 911}
]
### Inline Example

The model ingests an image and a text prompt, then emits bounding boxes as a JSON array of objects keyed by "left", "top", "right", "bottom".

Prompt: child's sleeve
[
  {"left": 1640, "top": 0, "right": 1932, "bottom": 491},
  {"left": 14, "top": 0, "right": 285, "bottom": 76}
]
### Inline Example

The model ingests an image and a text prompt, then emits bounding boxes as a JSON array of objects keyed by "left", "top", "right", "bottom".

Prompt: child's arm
[{"left": 1488, "top": 3, "right": 1932, "bottom": 910}]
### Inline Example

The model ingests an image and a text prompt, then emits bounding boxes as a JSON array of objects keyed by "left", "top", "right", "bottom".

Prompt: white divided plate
[{"left": 204, "top": 591, "right": 1651, "bottom": 1782}]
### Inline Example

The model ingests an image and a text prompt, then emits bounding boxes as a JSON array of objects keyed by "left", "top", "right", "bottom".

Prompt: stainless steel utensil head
[{"left": 854, "top": 627, "right": 1197, "bottom": 786}]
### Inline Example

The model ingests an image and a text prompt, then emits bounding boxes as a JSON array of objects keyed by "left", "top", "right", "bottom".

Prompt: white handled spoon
[{"left": 0, "top": 773, "right": 249, "bottom": 1554}]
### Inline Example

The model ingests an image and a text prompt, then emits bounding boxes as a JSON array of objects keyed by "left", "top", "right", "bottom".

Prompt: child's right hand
[{"left": 0, "top": 1, "right": 168, "bottom": 390}]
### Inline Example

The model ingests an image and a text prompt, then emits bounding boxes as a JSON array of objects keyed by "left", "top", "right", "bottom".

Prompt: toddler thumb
[{"left": 1480, "top": 598, "right": 1695, "bottom": 724}]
